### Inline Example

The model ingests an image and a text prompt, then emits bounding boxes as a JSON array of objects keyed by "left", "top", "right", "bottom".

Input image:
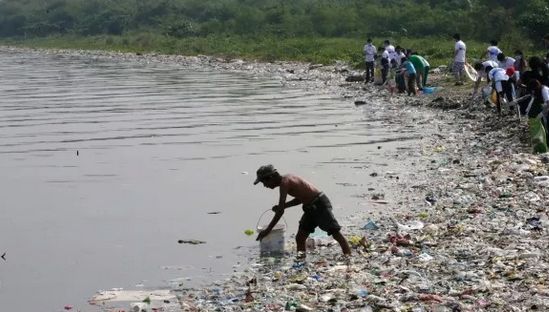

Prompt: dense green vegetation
[{"left": 1, "top": 0, "right": 547, "bottom": 66}]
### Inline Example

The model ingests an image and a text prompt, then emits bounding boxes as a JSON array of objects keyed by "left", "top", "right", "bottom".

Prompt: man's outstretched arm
[
  {"left": 272, "top": 198, "right": 302, "bottom": 212},
  {"left": 256, "top": 183, "right": 288, "bottom": 241},
  {"left": 256, "top": 210, "right": 284, "bottom": 241}
]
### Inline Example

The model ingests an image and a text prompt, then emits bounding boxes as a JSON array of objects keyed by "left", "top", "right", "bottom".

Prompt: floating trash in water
[
  {"left": 177, "top": 239, "right": 206, "bottom": 245},
  {"left": 244, "top": 229, "right": 255, "bottom": 236},
  {"left": 90, "top": 289, "right": 179, "bottom": 311}
]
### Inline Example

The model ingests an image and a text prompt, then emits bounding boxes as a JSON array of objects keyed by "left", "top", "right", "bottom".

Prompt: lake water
[{"left": 0, "top": 48, "right": 420, "bottom": 311}]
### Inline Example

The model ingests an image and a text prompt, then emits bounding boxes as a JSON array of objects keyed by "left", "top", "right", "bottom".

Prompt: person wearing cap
[{"left": 253, "top": 165, "right": 351, "bottom": 258}]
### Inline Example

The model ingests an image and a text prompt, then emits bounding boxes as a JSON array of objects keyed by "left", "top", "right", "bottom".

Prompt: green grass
[{"left": 0, "top": 34, "right": 543, "bottom": 69}]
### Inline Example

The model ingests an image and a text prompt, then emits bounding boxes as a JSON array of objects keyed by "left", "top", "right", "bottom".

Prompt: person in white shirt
[
  {"left": 377, "top": 46, "right": 390, "bottom": 84},
  {"left": 487, "top": 66, "right": 512, "bottom": 114},
  {"left": 497, "top": 53, "right": 516, "bottom": 70},
  {"left": 395, "top": 46, "right": 407, "bottom": 65},
  {"left": 472, "top": 60, "right": 499, "bottom": 97},
  {"left": 484, "top": 40, "right": 502, "bottom": 62},
  {"left": 453, "top": 33, "right": 467, "bottom": 85},
  {"left": 363, "top": 38, "right": 376, "bottom": 83},
  {"left": 384, "top": 40, "right": 396, "bottom": 63}
]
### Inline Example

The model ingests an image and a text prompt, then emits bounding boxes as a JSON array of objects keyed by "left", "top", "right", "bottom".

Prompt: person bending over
[
  {"left": 486, "top": 66, "right": 512, "bottom": 114},
  {"left": 254, "top": 165, "right": 351, "bottom": 258},
  {"left": 409, "top": 53, "right": 430, "bottom": 90},
  {"left": 400, "top": 57, "right": 418, "bottom": 96},
  {"left": 472, "top": 60, "right": 498, "bottom": 98}
]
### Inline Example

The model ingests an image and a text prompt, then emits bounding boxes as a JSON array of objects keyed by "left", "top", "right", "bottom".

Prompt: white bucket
[{"left": 257, "top": 223, "right": 285, "bottom": 255}]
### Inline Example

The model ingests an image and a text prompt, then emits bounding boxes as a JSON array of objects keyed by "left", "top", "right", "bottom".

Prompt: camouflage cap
[{"left": 253, "top": 164, "right": 277, "bottom": 185}]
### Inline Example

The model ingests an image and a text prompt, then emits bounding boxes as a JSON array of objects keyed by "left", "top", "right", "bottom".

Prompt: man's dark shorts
[{"left": 299, "top": 193, "right": 341, "bottom": 236}]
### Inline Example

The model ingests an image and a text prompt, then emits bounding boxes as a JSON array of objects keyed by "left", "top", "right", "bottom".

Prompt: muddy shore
[{"left": 4, "top": 46, "right": 548, "bottom": 311}]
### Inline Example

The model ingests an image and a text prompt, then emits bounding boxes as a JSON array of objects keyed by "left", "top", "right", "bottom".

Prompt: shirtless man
[{"left": 253, "top": 165, "right": 351, "bottom": 257}]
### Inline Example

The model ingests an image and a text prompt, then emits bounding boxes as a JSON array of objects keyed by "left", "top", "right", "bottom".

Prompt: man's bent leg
[
  {"left": 296, "top": 229, "right": 309, "bottom": 255},
  {"left": 331, "top": 230, "right": 351, "bottom": 255}
]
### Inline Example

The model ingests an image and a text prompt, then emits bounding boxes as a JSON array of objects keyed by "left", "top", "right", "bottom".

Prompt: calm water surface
[{"left": 0, "top": 49, "right": 419, "bottom": 311}]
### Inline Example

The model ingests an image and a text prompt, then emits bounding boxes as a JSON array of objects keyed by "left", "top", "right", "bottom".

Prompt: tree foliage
[{"left": 0, "top": 0, "right": 547, "bottom": 45}]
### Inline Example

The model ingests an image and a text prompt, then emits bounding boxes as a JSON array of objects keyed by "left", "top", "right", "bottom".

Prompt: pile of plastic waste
[{"left": 177, "top": 83, "right": 549, "bottom": 311}]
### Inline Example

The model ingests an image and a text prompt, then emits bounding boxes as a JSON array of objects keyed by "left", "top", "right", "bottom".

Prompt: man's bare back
[{"left": 280, "top": 174, "right": 321, "bottom": 205}]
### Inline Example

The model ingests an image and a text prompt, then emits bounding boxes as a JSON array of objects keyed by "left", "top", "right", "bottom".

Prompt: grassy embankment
[{"left": 0, "top": 34, "right": 541, "bottom": 69}]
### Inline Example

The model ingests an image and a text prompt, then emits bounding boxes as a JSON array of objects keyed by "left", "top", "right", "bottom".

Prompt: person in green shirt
[{"left": 409, "top": 53, "right": 430, "bottom": 90}]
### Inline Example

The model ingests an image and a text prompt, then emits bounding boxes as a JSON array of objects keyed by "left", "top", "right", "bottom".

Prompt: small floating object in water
[
  {"left": 178, "top": 239, "right": 206, "bottom": 245},
  {"left": 433, "top": 146, "right": 445, "bottom": 153},
  {"left": 354, "top": 100, "right": 367, "bottom": 106},
  {"left": 207, "top": 211, "right": 221, "bottom": 215},
  {"left": 244, "top": 229, "right": 255, "bottom": 236}
]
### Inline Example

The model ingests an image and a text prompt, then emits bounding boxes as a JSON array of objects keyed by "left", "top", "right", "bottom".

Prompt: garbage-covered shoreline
[
  {"left": 173, "top": 55, "right": 548, "bottom": 311},
  {"left": 4, "top": 47, "right": 547, "bottom": 311}
]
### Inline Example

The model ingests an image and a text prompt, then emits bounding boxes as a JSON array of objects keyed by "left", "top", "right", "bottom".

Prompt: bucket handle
[{"left": 256, "top": 209, "right": 288, "bottom": 231}]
